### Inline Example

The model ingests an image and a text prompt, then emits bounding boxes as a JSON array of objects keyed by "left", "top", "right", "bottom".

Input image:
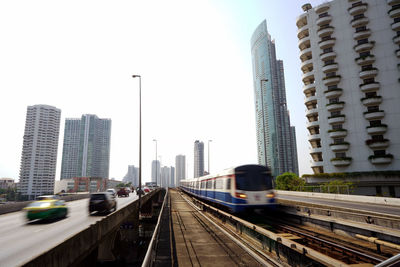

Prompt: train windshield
[{"left": 235, "top": 166, "right": 272, "bottom": 191}]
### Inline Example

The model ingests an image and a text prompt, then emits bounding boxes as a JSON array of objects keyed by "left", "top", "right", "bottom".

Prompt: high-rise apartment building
[
  {"left": 170, "top": 166, "right": 175, "bottom": 187},
  {"left": 151, "top": 160, "right": 161, "bottom": 185},
  {"left": 123, "top": 165, "right": 139, "bottom": 186},
  {"left": 194, "top": 140, "right": 204, "bottom": 178},
  {"left": 19, "top": 105, "right": 61, "bottom": 199},
  {"left": 175, "top": 154, "right": 186, "bottom": 186},
  {"left": 161, "top": 166, "right": 170, "bottom": 188},
  {"left": 251, "top": 20, "right": 299, "bottom": 177},
  {"left": 297, "top": 0, "right": 400, "bottom": 174},
  {"left": 60, "top": 114, "right": 111, "bottom": 179}
]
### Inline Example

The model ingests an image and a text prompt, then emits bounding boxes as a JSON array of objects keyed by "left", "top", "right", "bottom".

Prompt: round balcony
[
  {"left": 387, "top": 0, "right": 400, "bottom": 5},
  {"left": 396, "top": 49, "right": 400, "bottom": 58},
  {"left": 330, "top": 142, "right": 350, "bottom": 152},
  {"left": 311, "top": 161, "right": 325, "bottom": 168},
  {"left": 317, "top": 26, "right": 334, "bottom": 38},
  {"left": 367, "top": 125, "right": 387, "bottom": 135},
  {"left": 297, "top": 25, "right": 309, "bottom": 39},
  {"left": 296, "top": 13, "right": 308, "bottom": 28},
  {"left": 366, "top": 139, "right": 389, "bottom": 149},
  {"left": 303, "top": 83, "right": 316, "bottom": 95},
  {"left": 304, "top": 94, "right": 317, "bottom": 105},
  {"left": 323, "top": 75, "right": 341, "bottom": 86},
  {"left": 353, "top": 29, "right": 371, "bottom": 40},
  {"left": 348, "top": 3, "right": 368, "bottom": 16},
  {"left": 354, "top": 42, "right": 374, "bottom": 53},
  {"left": 369, "top": 154, "right": 393, "bottom": 165},
  {"left": 308, "top": 133, "right": 321, "bottom": 141},
  {"left": 299, "top": 36, "right": 311, "bottom": 50},
  {"left": 319, "top": 38, "right": 336, "bottom": 49},
  {"left": 300, "top": 47, "right": 312, "bottom": 61},
  {"left": 351, "top": 17, "right": 369, "bottom": 28},
  {"left": 320, "top": 51, "right": 336, "bottom": 61},
  {"left": 392, "top": 21, "right": 400, "bottom": 31},
  {"left": 322, "top": 63, "right": 338, "bottom": 73},
  {"left": 364, "top": 110, "right": 385, "bottom": 120},
  {"left": 331, "top": 157, "right": 352, "bottom": 167},
  {"left": 307, "top": 120, "right": 320, "bottom": 129},
  {"left": 361, "top": 96, "right": 382, "bottom": 106},
  {"left": 302, "top": 71, "right": 315, "bottom": 84},
  {"left": 355, "top": 55, "right": 375, "bottom": 65},
  {"left": 326, "top": 101, "right": 345, "bottom": 112},
  {"left": 310, "top": 147, "right": 323, "bottom": 154},
  {"left": 359, "top": 68, "right": 378, "bottom": 79},
  {"left": 328, "top": 129, "right": 347, "bottom": 138},
  {"left": 316, "top": 15, "right": 332, "bottom": 26},
  {"left": 328, "top": 115, "right": 345, "bottom": 124},
  {"left": 388, "top": 6, "right": 400, "bottom": 18},
  {"left": 324, "top": 88, "right": 343, "bottom": 98},
  {"left": 315, "top": 3, "right": 330, "bottom": 13},
  {"left": 301, "top": 59, "right": 314, "bottom": 72},
  {"left": 360, "top": 82, "right": 380, "bottom": 93},
  {"left": 393, "top": 35, "right": 400, "bottom": 45},
  {"left": 306, "top": 108, "right": 318, "bottom": 117}
]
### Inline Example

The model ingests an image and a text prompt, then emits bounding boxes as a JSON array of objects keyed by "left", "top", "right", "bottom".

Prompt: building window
[
  {"left": 332, "top": 124, "right": 343, "bottom": 130},
  {"left": 335, "top": 152, "right": 346, "bottom": 158}
]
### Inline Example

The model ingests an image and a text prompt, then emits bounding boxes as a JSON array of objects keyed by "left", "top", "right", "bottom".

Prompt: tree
[
  {"left": 321, "top": 180, "right": 355, "bottom": 194},
  {"left": 275, "top": 172, "right": 305, "bottom": 191}
]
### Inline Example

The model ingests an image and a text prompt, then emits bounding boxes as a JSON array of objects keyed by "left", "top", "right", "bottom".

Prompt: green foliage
[
  {"left": 0, "top": 187, "right": 21, "bottom": 201},
  {"left": 275, "top": 172, "right": 305, "bottom": 191},
  {"left": 302, "top": 170, "right": 400, "bottom": 179}
]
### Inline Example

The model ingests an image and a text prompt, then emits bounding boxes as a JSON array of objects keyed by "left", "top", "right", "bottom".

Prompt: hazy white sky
[{"left": 0, "top": 0, "right": 327, "bottom": 182}]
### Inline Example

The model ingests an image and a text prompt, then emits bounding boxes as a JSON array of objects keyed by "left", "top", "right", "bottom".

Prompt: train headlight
[
  {"left": 266, "top": 193, "right": 275, "bottom": 198},
  {"left": 235, "top": 192, "right": 247, "bottom": 199}
]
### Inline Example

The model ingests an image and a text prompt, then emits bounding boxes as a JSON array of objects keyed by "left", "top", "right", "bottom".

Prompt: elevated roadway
[{"left": 0, "top": 193, "right": 138, "bottom": 267}]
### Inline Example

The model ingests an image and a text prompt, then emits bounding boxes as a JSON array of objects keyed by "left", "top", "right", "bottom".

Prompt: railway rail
[{"left": 179, "top": 189, "right": 398, "bottom": 266}]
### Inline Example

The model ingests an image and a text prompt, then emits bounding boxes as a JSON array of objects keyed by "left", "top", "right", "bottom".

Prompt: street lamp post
[
  {"left": 208, "top": 140, "right": 212, "bottom": 174},
  {"left": 153, "top": 139, "right": 157, "bottom": 186},
  {"left": 132, "top": 74, "right": 142, "bottom": 212},
  {"left": 260, "top": 79, "right": 268, "bottom": 167}
]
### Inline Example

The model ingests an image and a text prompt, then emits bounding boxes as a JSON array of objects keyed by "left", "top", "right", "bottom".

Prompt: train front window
[{"left": 235, "top": 170, "right": 272, "bottom": 191}]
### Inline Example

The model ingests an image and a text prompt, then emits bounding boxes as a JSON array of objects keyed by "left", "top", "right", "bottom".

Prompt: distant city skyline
[{"left": 1, "top": 0, "right": 339, "bottom": 182}]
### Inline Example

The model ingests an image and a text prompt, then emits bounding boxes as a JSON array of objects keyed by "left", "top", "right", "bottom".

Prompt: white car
[{"left": 106, "top": 188, "right": 116, "bottom": 198}]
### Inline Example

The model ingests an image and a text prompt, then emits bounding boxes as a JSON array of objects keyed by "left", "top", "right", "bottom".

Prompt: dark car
[
  {"left": 117, "top": 187, "right": 129, "bottom": 197},
  {"left": 89, "top": 192, "right": 117, "bottom": 215}
]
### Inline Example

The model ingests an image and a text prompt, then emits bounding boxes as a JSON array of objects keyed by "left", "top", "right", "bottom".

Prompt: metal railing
[{"left": 141, "top": 188, "right": 168, "bottom": 267}]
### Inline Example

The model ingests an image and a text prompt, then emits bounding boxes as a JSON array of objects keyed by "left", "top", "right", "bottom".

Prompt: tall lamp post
[
  {"left": 260, "top": 79, "right": 268, "bottom": 167},
  {"left": 208, "top": 140, "right": 212, "bottom": 174},
  {"left": 132, "top": 74, "right": 142, "bottom": 211},
  {"left": 153, "top": 139, "right": 158, "bottom": 186}
]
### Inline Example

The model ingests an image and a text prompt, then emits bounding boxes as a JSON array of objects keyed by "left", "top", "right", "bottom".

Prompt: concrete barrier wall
[
  {"left": 276, "top": 190, "right": 400, "bottom": 206},
  {"left": 24, "top": 190, "right": 159, "bottom": 267},
  {"left": 0, "top": 194, "right": 90, "bottom": 215}
]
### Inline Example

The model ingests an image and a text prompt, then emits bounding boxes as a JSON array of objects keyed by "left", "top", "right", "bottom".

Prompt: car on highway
[
  {"left": 117, "top": 187, "right": 129, "bottom": 197},
  {"left": 143, "top": 187, "right": 150, "bottom": 193},
  {"left": 89, "top": 192, "right": 117, "bottom": 215},
  {"left": 106, "top": 188, "right": 116, "bottom": 198},
  {"left": 36, "top": 195, "right": 61, "bottom": 201},
  {"left": 24, "top": 199, "right": 68, "bottom": 221}
]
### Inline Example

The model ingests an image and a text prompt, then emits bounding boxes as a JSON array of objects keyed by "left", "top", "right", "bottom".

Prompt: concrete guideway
[{"left": 167, "top": 189, "right": 266, "bottom": 266}]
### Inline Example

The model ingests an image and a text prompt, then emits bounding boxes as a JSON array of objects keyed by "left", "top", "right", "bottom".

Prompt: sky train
[{"left": 180, "top": 164, "right": 275, "bottom": 213}]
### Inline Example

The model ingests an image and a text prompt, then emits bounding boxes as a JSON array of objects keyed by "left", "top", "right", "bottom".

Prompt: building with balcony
[
  {"left": 123, "top": 165, "right": 139, "bottom": 187},
  {"left": 175, "top": 154, "right": 186, "bottom": 186},
  {"left": 251, "top": 20, "right": 299, "bottom": 177},
  {"left": 297, "top": 1, "right": 400, "bottom": 194},
  {"left": 194, "top": 140, "right": 204, "bottom": 178},
  {"left": 18, "top": 105, "right": 61, "bottom": 199}
]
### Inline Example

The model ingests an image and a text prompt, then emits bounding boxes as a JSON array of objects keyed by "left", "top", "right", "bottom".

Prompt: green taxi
[{"left": 24, "top": 199, "right": 68, "bottom": 221}]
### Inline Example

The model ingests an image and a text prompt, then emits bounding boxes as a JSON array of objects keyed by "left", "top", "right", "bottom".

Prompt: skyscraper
[
  {"left": 123, "top": 165, "right": 139, "bottom": 186},
  {"left": 194, "top": 140, "right": 204, "bottom": 178},
  {"left": 170, "top": 166, "right": 175, "bottom": 187},
  {"left": 296, "top": 1, "right": 400, "bottom": 174},
  {"left": 60, "top": 114, "right": 111, "bottom": 179},
  {"left": 161, "top": 166, "right": 170, "bottom": 188},
  {"left": 151, "top": 160, "right": 160, "bottom": 185},
  {"left": 251, "top": 20, "right": 299, "bottom": 177},
  {"left": 19, "top": 105, "right": 61, "bottom": 199},
  {"left": 175, "top": 154, "right": 186, "bottom": 186}
]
